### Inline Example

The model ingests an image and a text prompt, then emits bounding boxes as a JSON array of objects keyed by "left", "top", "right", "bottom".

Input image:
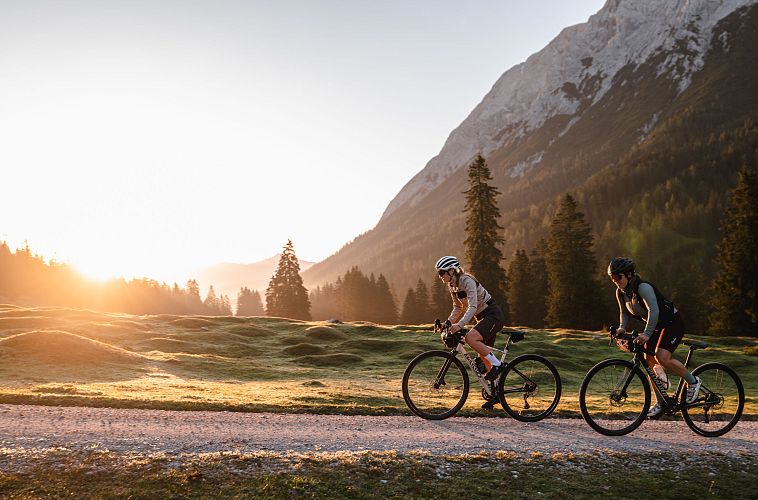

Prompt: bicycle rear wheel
[
  {"left": 497, "top": 354, "right": 561, "bottom": 422},
  {"left": 579, "top": 359, "right": 650, "bottom": 436},
  {"left": 402, "top": 350, "right": 469, "bottom": 420},
  {"left": 681, "top": 363, "right": 744, "bottom": 437}
]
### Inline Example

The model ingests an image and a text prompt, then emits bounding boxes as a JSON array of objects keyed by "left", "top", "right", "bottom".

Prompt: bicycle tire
[
  {"left": 681, "top": 362, "right": 744, "bottom": 437},
  {"left": 497, "top": 354, "right": 561, "bottom": 422},
  {"left": 579, "top": 359, "right": 650, "bottom": 436},
  {"left": 402, "top": 350, "right": 469, "bottom": 420}
]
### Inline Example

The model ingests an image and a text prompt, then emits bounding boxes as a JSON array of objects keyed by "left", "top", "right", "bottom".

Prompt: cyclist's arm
[
  {"left": 453, "top": 275, "right": 479, "bottom": 328},
  {"left": 447, "top": 289, "right": 464, "bottom": 325},
  {"left": 616, "top": 289, "right": 630, "bottom": 331},
  {"left": 638, "top": 283, "right": 659, "bottom": 339}
]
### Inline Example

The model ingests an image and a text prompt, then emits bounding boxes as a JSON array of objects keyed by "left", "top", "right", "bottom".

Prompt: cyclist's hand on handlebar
[
  {"left": 616, "top": 327, "right": 626, "bottom": 336},
  {"left": 633, "top": 332, "right": 649, "bottom": 345},
  {"left": 449, "top": 323, "right": 462, "bottom": 334}
]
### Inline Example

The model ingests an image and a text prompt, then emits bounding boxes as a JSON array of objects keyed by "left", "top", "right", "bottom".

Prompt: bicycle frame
[
  {"left": 615, "top": 344, "right": 702, "bottom": 415},
  {"left": 451, "top": 334, "right": 515, "bottom": 398}
]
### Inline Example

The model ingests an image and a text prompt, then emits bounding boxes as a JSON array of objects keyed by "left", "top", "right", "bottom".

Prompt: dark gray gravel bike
[{"left": 579, "top": 327, "right": 745, "bottom": 437}]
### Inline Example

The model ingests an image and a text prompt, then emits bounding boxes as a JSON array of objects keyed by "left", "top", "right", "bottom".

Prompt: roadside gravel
[{"left": 1, "top": 404, "right": 756, "bottom": 457}]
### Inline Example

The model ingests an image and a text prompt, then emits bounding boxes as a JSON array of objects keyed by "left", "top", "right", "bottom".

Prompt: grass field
[
  {"left": 1, "top": 448, "right": 756, "bottom": 499},
  {"left": 0, "top": 304, "right": 756, "bottom": 417}
]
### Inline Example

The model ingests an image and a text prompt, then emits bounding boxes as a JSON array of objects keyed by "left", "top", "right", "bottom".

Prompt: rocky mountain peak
[{"left": 380, "top": 0, "right": 755, "bottom": 221}]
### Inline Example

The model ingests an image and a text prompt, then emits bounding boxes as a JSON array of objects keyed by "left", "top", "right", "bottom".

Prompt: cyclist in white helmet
[{"left": 435, "top": 256, "right": 506, "bottom": 384}]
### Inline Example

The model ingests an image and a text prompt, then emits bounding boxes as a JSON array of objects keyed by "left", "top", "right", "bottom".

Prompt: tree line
[{"left": 2, "top": 157, "right": 754, "bottom": 335}]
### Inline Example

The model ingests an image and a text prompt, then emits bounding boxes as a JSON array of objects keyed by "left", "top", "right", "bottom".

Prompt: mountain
[
  {"left": 303, "top": 0, "right": 758, "bottom": 330},
  {"left": 195, "top": 255, "right": 315, "bottom": 304}
]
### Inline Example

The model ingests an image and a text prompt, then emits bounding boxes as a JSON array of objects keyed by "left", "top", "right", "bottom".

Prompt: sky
[{"left": 0, "top": 0, "right": 606, "bottom": 283}]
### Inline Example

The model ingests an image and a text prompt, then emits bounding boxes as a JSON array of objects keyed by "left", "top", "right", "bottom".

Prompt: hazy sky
[{"left": 1, "top": 0, "right": 605, "bottom": 282}]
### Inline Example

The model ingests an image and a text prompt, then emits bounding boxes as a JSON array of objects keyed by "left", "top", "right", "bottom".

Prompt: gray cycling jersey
[
  {"left": 446, "top": 273, "right": 492, "bottom": 328},
  {"left": 617, "top": 282, "right": 677, "bottom": 339}
]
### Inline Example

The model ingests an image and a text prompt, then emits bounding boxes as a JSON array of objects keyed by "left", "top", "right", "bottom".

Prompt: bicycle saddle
[
  {"left": 683, "top": 340, "right": 709, "bottom": 349},
  {"left": 507, "top": 330, "right": 525, "bottom": 343}
]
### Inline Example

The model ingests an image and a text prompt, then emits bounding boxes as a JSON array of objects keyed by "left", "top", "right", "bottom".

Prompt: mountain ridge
[{"left": 302, "top": 0, "right": 758, "bottom": 330}]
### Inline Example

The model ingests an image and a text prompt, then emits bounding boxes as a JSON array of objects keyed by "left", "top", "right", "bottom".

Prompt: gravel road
[{"left": 1, "top": 404, "right": 756, "bottom": 457}]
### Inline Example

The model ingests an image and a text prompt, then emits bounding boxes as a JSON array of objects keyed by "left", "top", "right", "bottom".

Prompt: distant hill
[
  {"left": 303, "top": 0, "right": 758, "bottom": 331},
  {"left": 194, "top": 255, "right": 315, "bottom": 302}
]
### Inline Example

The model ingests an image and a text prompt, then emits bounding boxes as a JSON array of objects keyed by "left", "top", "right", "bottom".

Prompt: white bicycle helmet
[{"left": 435, "top": 255, "right": 461, "bottom": 272}]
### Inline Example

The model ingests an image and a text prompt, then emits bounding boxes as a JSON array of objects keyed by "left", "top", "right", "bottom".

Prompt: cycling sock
[
  {"left": 683, "top": 372, "right": 697, "bottom": 384},
  {"left": 485, "top": 353, "right": 500, "bottom": 366}
]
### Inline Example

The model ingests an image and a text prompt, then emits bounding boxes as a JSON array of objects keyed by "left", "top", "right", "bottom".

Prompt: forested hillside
[{"left": 303, "top": 5, "right": 758, "bottom": 333}]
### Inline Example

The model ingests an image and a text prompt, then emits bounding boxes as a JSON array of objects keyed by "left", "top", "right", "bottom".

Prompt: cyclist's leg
[
  {"left": 653, "top": 313, "right": 692, "bottom": 380},
  {"left": 464, "top": 328, "right": 491, "bottom": 360},
  {"left": 465, "top": 305, "right": 504, "bottom": 372}
]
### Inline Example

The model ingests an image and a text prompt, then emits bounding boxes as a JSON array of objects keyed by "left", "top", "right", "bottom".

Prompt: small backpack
[{"left": 619, "top": 278, "right": 675, "bottom": 328}]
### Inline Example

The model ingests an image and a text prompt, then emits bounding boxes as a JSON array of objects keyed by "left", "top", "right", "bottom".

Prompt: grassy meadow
[{"left": 0, "top": 304, "right": 756, "bottom": 417}]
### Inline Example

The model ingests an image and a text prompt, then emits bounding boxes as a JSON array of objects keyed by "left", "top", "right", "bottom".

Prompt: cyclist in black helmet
[
  {"left": 435, "top": 255, "right": 506, "bottom": 388},
  {"left": 608, "top": 257, "right": 701, "bottom": 418}
]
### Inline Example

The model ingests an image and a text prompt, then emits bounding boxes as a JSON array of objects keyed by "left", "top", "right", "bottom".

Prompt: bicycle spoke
[
  {"left": 579, "top": 360, "right": 649, "bottom": 436},
  {"left": 498, "top": 355, "right": 560, "bottom": 422},
  {"left": 402, "top": 351, "right": 469, "bottom": 420},
  {"left": 682, "top": 364, "right": 744, "bottom": 437}
]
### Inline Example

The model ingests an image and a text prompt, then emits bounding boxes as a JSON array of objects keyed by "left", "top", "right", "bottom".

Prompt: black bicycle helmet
[{"left": 607, "top": 257, "right": 635, "bottom": 276}]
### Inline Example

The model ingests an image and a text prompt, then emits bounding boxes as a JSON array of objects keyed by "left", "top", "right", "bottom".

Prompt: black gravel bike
[
  {"left": 402, "top": 323, "right": 561, "bottom": 421},
  {"left": 579, "top": 327, "right": 744, "bottom": 437}
]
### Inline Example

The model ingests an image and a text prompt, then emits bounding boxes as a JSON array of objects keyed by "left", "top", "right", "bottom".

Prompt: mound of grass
[
  {"left": 301, "top": 380, "right": 326, "bottom": 387},
  {"left": 104, "top": 320, "right": 151, "bottom": 331},
  {"left": 0, "top": 330, "right": 145, "bottom": 365},
  {"left": 745, "top": 346, "right": 758, "bottom": 356},
  {"left": 170, "top": 318, "right": 215, "bottom": 328},
  {"left": 340, "top": 339, "right": 417, "bottom": 354},
  {"left": 304, "top": 326, "right": 348, "bottom": 341},
  {"left": 296, "top": 353, "right": 364, "bottom": 366},
  {"left": 225, "top": 325, "right": 275, "bottom": 337},
  {"left": 282, "top": 343, "right": 327, "bottom": 356},
  {"left": 0, "top": 316, "right": 57, "bottom": 329}
]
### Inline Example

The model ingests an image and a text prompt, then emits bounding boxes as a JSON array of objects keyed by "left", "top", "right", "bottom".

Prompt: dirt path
[{"left": 0, "top": 404, "right": 756, "bottom": 457}]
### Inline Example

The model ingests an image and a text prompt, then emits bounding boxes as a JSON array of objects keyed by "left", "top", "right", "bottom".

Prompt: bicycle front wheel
[
  {"left": 402, "top": 350, "right": 469, "bottom": 420},
  {"left": 497, "top": 354, "right": 561, "bottom": 422},
  {"left": 681, "top": 363, "right": 744, "bottom": 437},
  {"left": 579, "top": 359, "right": 650, "bottom": 436}
]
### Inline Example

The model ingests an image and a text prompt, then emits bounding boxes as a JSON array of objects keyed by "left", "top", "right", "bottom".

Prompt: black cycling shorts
[
  {"left": 645, "top": 311, "right": 684, "bottom": 354},
  {"left": 472, "top": 303, "right": 505, "bottom": 347}
]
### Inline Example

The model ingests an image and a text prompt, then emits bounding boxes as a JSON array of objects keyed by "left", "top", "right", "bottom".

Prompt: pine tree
[
  {"left": 709, "top": 167, "right": 758, "bottom": 336},
  {"left": 529, "top": 238, "right": 550, "bottom": 327},
  {"left": 414, "top": 278, "right": 432, "bottom": 323},
  {"left": 374, "top": 274, "right": 398, "bottom": 324},
  {"left": 463, "top": 154, "right": 509, "bottom": 321},
  {"left": 265, "top": 240, "right": 311, "bottom": 320},
  {"left": 431, "top": 274, "right": 451, "bottom": 321},
  {"left": 236, "top": 287, "right": 265, "bottom": 316},
  {"left": 204, "top": 285, "right": 219, "bottom": 312},
  {"left": 546, "top": 194, "right": 602, "bottom": 330},
  {"left": 399, "top": 288, "right": 418, "bottom": 325},
  {"left": 507, "top": 249, "right": 532, "bottom": 326}
]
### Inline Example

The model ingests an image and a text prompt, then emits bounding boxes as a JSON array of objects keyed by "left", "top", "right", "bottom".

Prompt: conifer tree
[
  {"left": 374, "top": 274, "right": 398, "bottom": 324},
  {"left": 507, "top": 249, "right": 532, "bottom": 326},
  {"left": 431, "top": 274, "right": 451, "bottom": 321},
  {"left": 414, "top": 278, "right": 432, "bottom": 322},
  {"left": 546, "top": 194, "right": 602, "bottom": 330},
  {"left": 399, "top": 288, "right": 418, "bottom": 325},
  {"left": 265, "top": 240, "right": 311, "bottom": 320},
  {"left": 204, "top": 285, "right": 219, "bottom": 311},
  {"left": 709, "top": 167, "right": 758, "bottom": 336},
  {"left": 463, "top": 154, "right": 509, "bottom": 321},
  {"left": 529, "top": 238, "right": 550, "bottom": 327},
  {"left": 236, "top": 287, "right": 265, "bottom": 316}
]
